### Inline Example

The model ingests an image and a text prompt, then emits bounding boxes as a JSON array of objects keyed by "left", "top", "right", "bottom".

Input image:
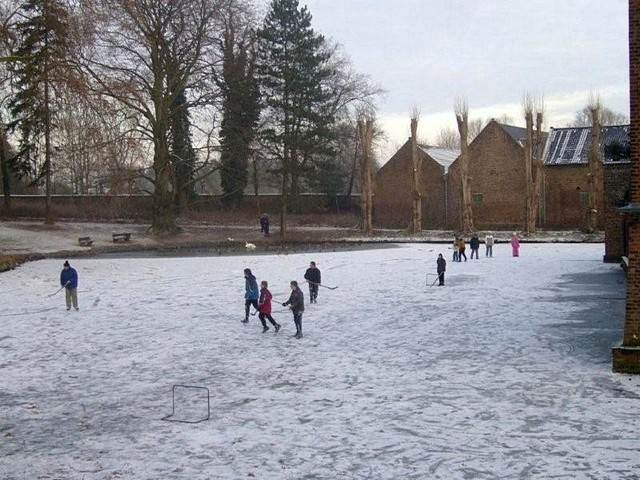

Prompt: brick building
[
  {"left": 541, "top": 125, "right": 630, "bottom": 234},
  {"left": 445, "top": 120, "right": 533, "bottom": 230},
  {"left": 374, "top": 141, "right": 458, "bottom": 229},
  {"left": 613, "top": 0, "right": 640, "bottom": 373}
]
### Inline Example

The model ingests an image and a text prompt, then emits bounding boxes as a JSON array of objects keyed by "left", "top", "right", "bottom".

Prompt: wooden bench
[
  {"left": 112, "top": 233, "right": 131, "bottom": 243},
  {"left": 78, "top": 236, "right": 94, "bottom": 247}
]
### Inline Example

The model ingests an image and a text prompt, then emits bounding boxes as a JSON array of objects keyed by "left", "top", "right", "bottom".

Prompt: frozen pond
[{"left": 1, "top": 243, "right": 639, "bottom": 479}]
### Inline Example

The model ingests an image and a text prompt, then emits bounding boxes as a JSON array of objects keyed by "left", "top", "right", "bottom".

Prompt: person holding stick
[
  {"left": 258, "top": 280, "right": 281, "bottom": 333},
  {"left": 60, "top": 261, "right": 79, "bottom": 311},
  {"left": 283, "top": 280, "right": 305, "bottom": 339},
  {"left": 303, "top": 261, "right": 321, "bottom": 303},
  {"left": 242, "top": 268, "right": 259, "bottom": 324},
  {"left": 436, "top": 254, "right": 446, "bottom": 286}
]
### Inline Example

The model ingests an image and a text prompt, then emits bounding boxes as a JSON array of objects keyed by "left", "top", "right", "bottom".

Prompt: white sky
[
  {"left": 302, "top": 0, "right": 630, "bottom": 159},
  {"left": 1, "top": 243, "right": 639, "bottom": 478}
]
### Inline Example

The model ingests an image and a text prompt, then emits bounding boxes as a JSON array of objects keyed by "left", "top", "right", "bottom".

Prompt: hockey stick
[
  {"left": 305, "top": 280, "right": 338, "bottom": 290},
  {"left": 47, "top": 281, "right": 69, "bottom": 297}
]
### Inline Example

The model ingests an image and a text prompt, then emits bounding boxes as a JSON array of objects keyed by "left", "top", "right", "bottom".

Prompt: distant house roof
[
  {"left": 543, "top": 124, "right": 630, "bottom": 166},
  {"left": 498, "top": 123, "right": 528, "bottom": 147},
  {"left": 418, "top": 144, "right": 460, "bottom": 174}
]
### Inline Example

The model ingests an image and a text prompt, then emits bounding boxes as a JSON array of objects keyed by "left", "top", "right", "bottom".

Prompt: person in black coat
[
  {"left": 282, "top": 280, "right": 305, "bottom": 338},
  {"left": 469, "top": 234, "right": 480, "bottom": 259},
  {"left": 436, "top": 254, "right": 446, "bottom": 286},
  {"left": 303, "top": 261, "right": 321, "bottom": 303},
  {"left": 259, "top": 214, "right": 270, "bottom": 237}
]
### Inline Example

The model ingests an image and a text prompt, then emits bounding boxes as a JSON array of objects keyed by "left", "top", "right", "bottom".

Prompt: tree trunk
[
  {"left": 150, "top": 107, "right": 179, "bottom": 236},
  {"left": 409, "top": 117, "right": 422, "bottom": 233},
  {"left": 358, "top": 119, "right": 374, "bottom": 234},
  {"left": 0, "top": 125, "right": 11, "bottom": 210},
  {"left": 524, "top": 111, "right": 534, "bottom": 233},
  {"left": 587, "top": 107, "right": 602, "bottom": 233},
  {"left": 280, "top": 172, "right": 289, "bottom": 237},
  {"left": 456, "top": 113, "right": 474, "bottom": 234},
  {"left": 43, "top": 40, "right": 54, "bottom": 225}
]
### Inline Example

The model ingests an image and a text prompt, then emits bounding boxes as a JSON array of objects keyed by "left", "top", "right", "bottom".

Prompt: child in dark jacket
[
  {"left": 258, "top": 281, "right": 280, "bottom": 333},
  {"left": 282, "top": 280, "right": 305, "bottom": 339},
  {"left": 243, "top": 268, "right": 259, "bottom": 323}
]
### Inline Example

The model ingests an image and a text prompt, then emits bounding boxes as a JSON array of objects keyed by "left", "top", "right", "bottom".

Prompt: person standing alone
[
  {"left": 485, "top": 233, "right": 494, "bottom": 257},
  {"left": 436, "top": 254, "right": 446, "bottom": 286},
  {"left": 511, "top": 232, "right": 520, "bottom": 257},
  {"left": 243, "top": 268, "right": 259, "bottom": 323},
  {"left": 303, "top": 261, "right": 321, "bottom": 303},
  {"left": 60, "top": 261, "right": 79, "bottom": 311}
]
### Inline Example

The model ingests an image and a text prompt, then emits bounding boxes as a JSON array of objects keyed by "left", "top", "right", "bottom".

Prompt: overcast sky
[{"left": 301, "top": 0, "right": 630, "bottom": 159}]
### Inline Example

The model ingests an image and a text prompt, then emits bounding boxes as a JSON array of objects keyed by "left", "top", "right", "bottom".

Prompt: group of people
[
  {"left": 436, "top": 232, "right": 521, "bottom": 286},
  {"left": 242, "top": 261, "right": 322, "bottom": 339},
  {"left": 57, "top": 257, "right": 324, "bottom": 340},
  {"left": 452, "top": 233, "right": 496, "bottom": 261}
]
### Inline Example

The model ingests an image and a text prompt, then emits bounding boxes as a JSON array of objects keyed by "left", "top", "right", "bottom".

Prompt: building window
[
  {"left": 472, "top": 193, "right": 483, "bottom": 205},
  {"left": 578, "top": 191, "right": 589, "bottom": 206}
]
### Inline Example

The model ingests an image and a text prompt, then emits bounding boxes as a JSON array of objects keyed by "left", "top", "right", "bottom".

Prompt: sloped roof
[
  {"left": 543, "top": 125, "right": 630, "bottom": 165},
  {"left": 418, "top": 145, "right": 460, "bottom": 174},
  {"left": 498, "top": 123, "right": 528, "bottom": 147}
]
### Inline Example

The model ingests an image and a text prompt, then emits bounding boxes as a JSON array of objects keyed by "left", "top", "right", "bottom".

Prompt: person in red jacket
[{"left": 258, "top": 280, "right": 281, "bottom": 333}]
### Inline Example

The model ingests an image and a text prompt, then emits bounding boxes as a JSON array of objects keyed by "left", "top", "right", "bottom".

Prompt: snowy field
[{"left": 1, "top": 243, "right": 639, "bottom": 479}]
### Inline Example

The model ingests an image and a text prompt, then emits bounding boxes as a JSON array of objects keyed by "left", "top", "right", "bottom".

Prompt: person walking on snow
[
  {"left": 282, "top": 280, "right": 305, "bottom": 338},
  {"left": 60, "top": 260, "right": 79, "bottom": 311},
  {"left": 436, "top": 254, "right": 446, "bottom": 286},
  {"left": 511, "top": 232, "right": 520, "bottom": 257},
  {"left": 303, "top": 261, "right": 321, "bottom": 303},
  {"left": 259, "top": 214, "right": 270, "bottom": 237},
  {"left": 242, "top": 268, "right": 259, "bottom": 323},
  {"left": 485, "top": 233, "right": 494, "bottom": 257},
  {"left": 258, "top": 280, "right": 280, "bottom": 333},
  {"left": 469, "top": 234, "right": 480, "bottom": 259}
]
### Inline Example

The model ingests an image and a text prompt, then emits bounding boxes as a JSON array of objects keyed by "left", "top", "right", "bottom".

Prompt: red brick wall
[
  {"left": 374, "top": 141, "right": 447, "bottom": 229},
  {"left": 447, "top": 121, "right": 527, "bottom": 230},
  {"left": 622, "top": 0, "right": 640, "bottom": 349},
  {"left": 603, "top": 163, "right": 631, "bottom": 261},
  {"left": 544, "top": 165, "right": 591, "bottom": 229}
]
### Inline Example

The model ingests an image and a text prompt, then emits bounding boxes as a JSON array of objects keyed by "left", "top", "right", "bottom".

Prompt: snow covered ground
[{"left": 1, "top": 243, "right": 639, "bottom": 479}]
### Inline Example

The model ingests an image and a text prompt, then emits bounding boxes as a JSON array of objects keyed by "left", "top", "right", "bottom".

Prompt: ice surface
[{"left": 0, "top": 243, "right": 638, "bottom": 479}]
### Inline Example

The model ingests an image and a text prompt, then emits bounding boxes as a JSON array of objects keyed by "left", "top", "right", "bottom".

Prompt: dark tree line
[{"left": 0, "top": 0, "right": 382, "bottom": 235}]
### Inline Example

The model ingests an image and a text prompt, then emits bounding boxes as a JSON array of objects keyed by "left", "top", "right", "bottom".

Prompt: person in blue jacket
[
  {"left": 242, "top": 268, "right": 259, "bottom": 323},
  {"left": 60, "top": 260, "right": 79, "bottom": 311}
]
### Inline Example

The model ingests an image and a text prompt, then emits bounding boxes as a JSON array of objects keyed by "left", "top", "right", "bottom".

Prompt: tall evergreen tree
[
  {"left": 170, "top": 89, "right": 196, "bottom": 211},
  {"left": 217, "top": 19, "right": 260, "bottom": 207},
  {"left": 256, "top": 0, "right": 335, "bottom": 235},
  {"left": 8, "top": 0, "right": 71, "bottom": 224}
]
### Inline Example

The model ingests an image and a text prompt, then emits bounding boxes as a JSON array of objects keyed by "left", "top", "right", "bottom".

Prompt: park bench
[
  {"left": 112, "top": 232, "right": 131, "bottom": 243},
  {"left": 78, "top": 236, "right": 93, "bottom": 247}
]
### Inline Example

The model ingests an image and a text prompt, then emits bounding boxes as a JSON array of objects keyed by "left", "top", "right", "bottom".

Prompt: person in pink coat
[{"left": 511, "top": 232, "right": 520, "bottom": 257}]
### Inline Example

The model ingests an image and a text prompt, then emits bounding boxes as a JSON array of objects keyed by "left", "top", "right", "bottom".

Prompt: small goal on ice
[{"left": 162, "top": 384, "right": 210, "bottom": 424}]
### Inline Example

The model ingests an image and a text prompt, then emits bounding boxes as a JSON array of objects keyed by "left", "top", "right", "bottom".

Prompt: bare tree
[
  {"left": 586, "top": 94, "right": 603, "bottom": 233},
  {"left": 436, "top": 113, "right": 514, "bottom": 149},
  {"left": 435, "top": 126, "right": 458, "bottom": 149},
  {"left": 571, "top": 105, "right": 628, "bottom": 127},
  {"left": 357, "top": 117, "right": 374, "bottom": 234},
  {"left": 408, "top": 108, "right": 421, "bottom": 233},
  {"left": 81, "top": 0, "right": 218, "bottom": 235},
  {"left": 523, "top": 93, "right": 544, "bottom": 233},
  {"left": 455, "top": 97, "right": 474, "bottom": 234}
]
